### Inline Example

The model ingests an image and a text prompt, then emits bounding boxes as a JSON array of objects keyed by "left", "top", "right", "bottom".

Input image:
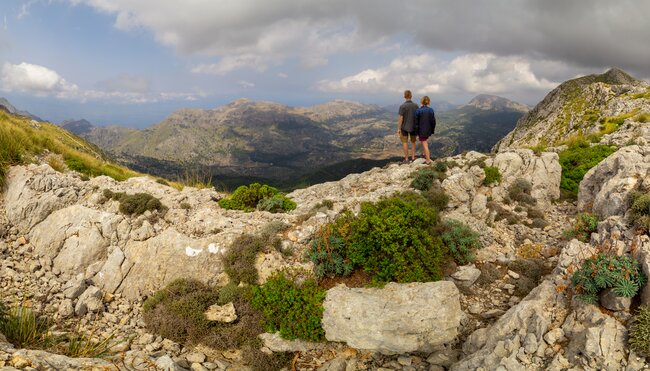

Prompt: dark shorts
[
  {"left": 400, "top": 130, "right": 417, "bottom": 143},
  {"left": 419, "top": 136, "right": 430, "bottom": 142}
]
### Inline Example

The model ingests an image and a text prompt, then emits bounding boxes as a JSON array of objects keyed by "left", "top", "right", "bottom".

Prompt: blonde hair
[
  {"left": 420, "top": 96, "right": 430, "bottom": 106},
  {"left": 404, "top": 90, "right": 412, "bottom": 99}
]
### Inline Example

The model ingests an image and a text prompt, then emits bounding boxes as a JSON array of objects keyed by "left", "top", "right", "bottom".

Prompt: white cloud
[
  {"left": 318, "top": 53, "right": 558, "bottom": 96},
  {"left": 1, "top": 62, "right": 197, "bottom": 103},
  {"left": 192, "top": 54, "right": 269, "bottom": 75},
  {"left": 1, "top": 62, "right": 79, "bottom": 96}
]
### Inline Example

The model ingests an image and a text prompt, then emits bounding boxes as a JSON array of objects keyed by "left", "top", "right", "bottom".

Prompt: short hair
[
  {"left": 420, "top": 96, "right": 430, "bottom": 105},
  {"left": 404, "top": 90, "right": 412, "bottom": 99}
]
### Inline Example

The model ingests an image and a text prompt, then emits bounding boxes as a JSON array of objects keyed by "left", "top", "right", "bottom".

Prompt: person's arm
[{"left": 431, "top": 109, "right": 437, "bottom": 134}]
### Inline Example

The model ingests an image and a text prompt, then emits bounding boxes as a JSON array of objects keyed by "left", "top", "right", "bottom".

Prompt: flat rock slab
[{"left": 322, "top": 281, "right": 461, "bottom": 354}]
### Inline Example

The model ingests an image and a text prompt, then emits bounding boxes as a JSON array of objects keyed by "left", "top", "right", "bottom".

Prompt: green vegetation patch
[
  {"left": 483, "top": 166, "right": 502, "bottom": 186},
  {"left": 630, "top": 191, "right": 650, "bottom": 234},
  {"left": 0, "top": 304, "right": 51, "bottom": 349},
  {"left": 629, "top": 305, "right": 650, "bottom": 357},
  {"left": 437, "top": 219, "right": 482, "bottom": 265},
  {"left": 104, "top": 190, "right": 167, "bottom": 216},
  {"left": 571, "top": 253, "right": 646, "bottom": 304},
  {"left": 559, "top": 144, "right": 617, "bottom": 198},
  {"left": 251, "top": 271, "right": 326, "bottom": 342},
  {"left": 410, "top": 167, "right": 444, "bottom": 191},
  {"left": 563, "top": 212, "right": 599, "bottom": 242},
  {"left": 218, "top": 183, "right": 296, "bottom": 213},
  {"left": 507, "top": 178, "right": 536, "bottom": 205},
  {"left": 308, "top": 223, "right": 354, "bottom": 280}
]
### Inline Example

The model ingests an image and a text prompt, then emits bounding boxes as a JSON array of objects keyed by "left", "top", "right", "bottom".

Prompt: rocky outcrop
[
  {"left": 578, "top": 145, "right": 650, "bottom": 218},
  {"left": 322, "top": 281, "right": 462, "bottom": 354},
  {"left": 494, "top": 68, "right": 650, "bottom": 152}
]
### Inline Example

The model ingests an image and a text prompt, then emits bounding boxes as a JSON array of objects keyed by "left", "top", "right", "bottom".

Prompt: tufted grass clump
[
  {"left": 104, "top": 190, "right": 167, "bottom": 216},
  {"left": 629, "top": 305, "right": 650, "bottom": 357},
  {"left": 483, "top": 166, "right": 502, "bottom": 186},
  {"left": 0, "top": 304, "right": 52, "bottom": 349},
  {"left": 251, "top": 271, "right": 326, "bottom": 342},
  {"left": 559, "top": 144, "right": 617, "bottom": 199},
  {"left": 410, "top": 167, "right": 443, "bottom": 191},
  {"left": 563, "top": 212, "right": 598, "bottom": 242},
  {"left": 218, "top": 183, "right": 296, "bottom": 213},
  {"left": 437, "top": 219, "right": 482, "bottom": 265},
  {"left": 630, "top": 191, "right": 650, "bottom": 234},
  {"left": 571, "top": 253, "right": 646, "bottom": 304},
  {"left": 507, "top": 178, "right": 536, "bottom": 205}
]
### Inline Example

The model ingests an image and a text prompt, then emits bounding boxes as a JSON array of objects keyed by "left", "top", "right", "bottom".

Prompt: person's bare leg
[
  {"left": 402, "top": 142, "right": 409, "bottom": 161},
  {"left": 422, "top": 139, "right": 431, "bottom": 163},
  {"left": 410, "top": 138, "right": 416, "bottom": 161}
]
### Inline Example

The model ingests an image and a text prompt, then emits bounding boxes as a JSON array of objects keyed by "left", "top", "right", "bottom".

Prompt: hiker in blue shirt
[{"left": 415, "top": 96, "right": 436, "bottom": 165}]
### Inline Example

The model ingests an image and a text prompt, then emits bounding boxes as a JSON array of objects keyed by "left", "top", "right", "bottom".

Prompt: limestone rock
[
  {"left": 578, "top": 145, "right": 650, "bottom": 218},
  {"left": 449, "top": 265, "right": 481, "bottom": 288},
  {"left": 74, "top": 286, "right": 103, "bottom": 316},
  {"left": 204, "top": 302, "right": 237, "bottom": 323},
  {"left": 600, "top": 288, "right": 632, "bottom": 312},
  {"left": 259, "top": 332, "right": 325, "bottom": 353},
  {"left": 322, "top": 281, "right": 461, "bottom": 354}
]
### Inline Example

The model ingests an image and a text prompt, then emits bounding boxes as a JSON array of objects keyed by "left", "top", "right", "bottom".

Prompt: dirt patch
[{"left": 319, "top": 269, "right": 373, "bottom": 290}]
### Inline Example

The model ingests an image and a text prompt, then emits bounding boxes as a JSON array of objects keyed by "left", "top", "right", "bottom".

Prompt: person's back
[
  {"left": 397, "top": 90, "right": 419, "bottom": 163},
  {"left": 399, "top": 100, "right": 418, "bottom": 133}
]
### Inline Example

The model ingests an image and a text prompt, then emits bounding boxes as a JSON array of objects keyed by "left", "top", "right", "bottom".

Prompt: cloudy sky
[{"left": 1, "top": 0, "right": 648, "bottom": 127}]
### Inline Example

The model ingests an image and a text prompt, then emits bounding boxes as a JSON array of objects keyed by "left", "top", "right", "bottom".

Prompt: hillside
[
  {"left": 494, "top": 68, "right": 650, "bottom": 151},
  {"left": 430, "top": 95, "right": 527, "bottom": 155},
  {"left": 0, "top": 110, "right": 138, "bottom": 185}
]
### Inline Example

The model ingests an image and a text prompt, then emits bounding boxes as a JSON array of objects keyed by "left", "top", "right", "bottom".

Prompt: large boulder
[
  {"left": 322, "top": 281, "right": 461, "bottom": 354},
  {"left": 578, "top": 145, "right": 650, "bottom": 218},
  {"left": 4, "top": 165, "right": 81, "bottom": 231}
]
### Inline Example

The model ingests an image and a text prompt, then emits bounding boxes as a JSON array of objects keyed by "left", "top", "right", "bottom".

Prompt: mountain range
[{"left": 58, "top": 95, "right": 527, "bottom": 189}]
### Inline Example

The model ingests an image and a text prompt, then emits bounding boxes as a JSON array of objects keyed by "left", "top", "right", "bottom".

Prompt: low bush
[
  {"left": 312, "top": 199, "right": 334, "bottom": 211},
  {"left": 483, "top": 166, "right": 502, "bottom": 186},
  {"left": 308, "top": 224, "right": 353, "bottom": 279},
  {"left": 487, "top": 201, "right": 520, "bottom": 225},
  {"left": 507, "top": 178, "right": 536, "bottom": 205},
  {"left": 629, "top": 305, "right": 650, "bottom": 357},
  {"left": 559, "top": 144, "right": 617, "bottom": 198},
  {"left": 433, "top": 161, "right": 449, "bottom": 173},
  {"left": 509, "top": 258, "right": 548, "bottom": 297},
  {"left": 410, "top": 167, "right": 442, "bottom": 191},
  {"left": 347, "top": 193, "right": 443, "bottom": 283},
  {"left": 222, "top": 233, "right": 275, "bottom": 285},
  {"left": 251, "top": 271, "right": 326, "bottom": 342},
  {"left": 438, "top": 219, "right": 482, "bottom": 265},
  {"left": 630, "top": 191, "right": 650, "bottom": 234},
  {"left": 218, "top": 183, "right": 295, "bottom": 213},
  {"left": 571, "top": 253, "right": 646, "bottom": 304},
  {"left": 143, "top": 279, "right": 219, "bottom": 344},
  {"left": 422, "top": 185, "right": 449, "bottom": 211},
  {"left": 563, "top": 212, "right": 598, "bottom": 242},
  {"left": 104, "top": 190, "right": 167, "bottom": 216}
]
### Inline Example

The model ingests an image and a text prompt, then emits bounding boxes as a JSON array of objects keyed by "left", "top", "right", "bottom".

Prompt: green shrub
[
  {"left": 308, "top": 224, "right": 353, "bottom": 279},
  {"left": 507, "top": 179, "right": 536, "bottom": 205},
  {"left": 180, "top": 202, "right": 191, "bottom": 210},
  {"left": 347, "top": 193, "right": 443, "bottom": 283},
  {"left": 571, "top": 253, "right": 646, "bottom": 304},
  {"left": 422, "top": 185, "right": 449, "bottom": 211},
  {"left": 433, "top": 161, "right": 449, "bottom": 173},
  {"left": 218, "top": 183, "right": 295, "bottom": 213},
  {"left": 410, "top": 168, "right": 442, "bottom": 191},
  {"left": 559, "top": 144, "right": 617, "bottom": 198},
  {"left": 313, "top": 199, "right": 334, "bottom": 211},
  {"left": 104, "top": 190, "right": 166, "bottom": 216},
  {"left": 636, "top": 113, "right": 650, "bottom": 123},
  {"left": 251, "top": 272, "right": 326, "bottom": 342},
  {"left": 563, "top": 212, "right": 598, "bottom": 242},
  {"left": 629, "top": 305, "right": 650, "bottom": 357},
  {"left": 630, "top": 192, "right": 650, "bottom": 234},
  {"left": 438, "top": 219, "right": 482, "bottom": 265},
  {"left": 0, "top": 304, "right": 51, "bottom": 349},
  {"left": 483, "top": 166, "right": 502, "bottom": 186}
]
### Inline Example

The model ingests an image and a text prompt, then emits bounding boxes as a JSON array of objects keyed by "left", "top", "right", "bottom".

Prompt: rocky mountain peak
[
  {"left": 60, "top": 119, "right": 95, "bottom": 135},
  {"left": 494, "top": 67, "right": 649, "bottom": 152},
  {"left": 464, "top": 94, "right": 529, "bottom": 113}
]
